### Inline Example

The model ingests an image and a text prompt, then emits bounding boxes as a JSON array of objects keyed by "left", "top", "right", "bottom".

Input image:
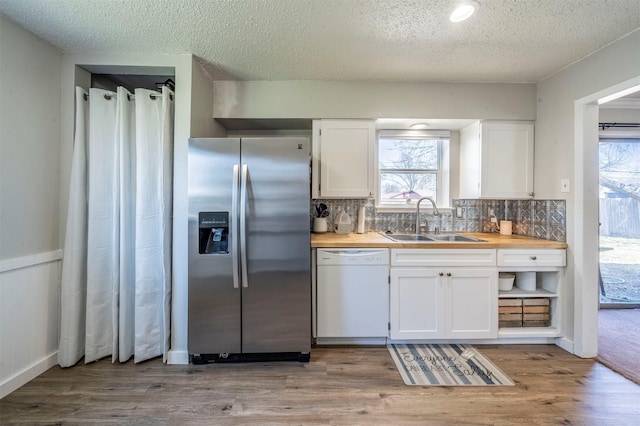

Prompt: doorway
[
  {"left": 596, "top": 90, "right": 640, "bottom": 384},
  {"left": 598, "top": 110, "right": 640, "bottom": 308}
]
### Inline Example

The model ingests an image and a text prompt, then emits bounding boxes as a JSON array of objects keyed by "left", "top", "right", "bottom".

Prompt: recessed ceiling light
[
  {"left": 450, "top": 1, "right": 479, "bottom": 23},
  {"left": 410, "top": 123, "right": 429, "bottom": 129}
]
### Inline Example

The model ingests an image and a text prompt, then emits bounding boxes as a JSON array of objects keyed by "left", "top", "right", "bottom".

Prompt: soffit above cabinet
[
  {"left": 216, "top": 118, "right": 313, "bottom": 131},
  {"left": 216, "top": 118, "right": 478, "bottom": 132}
]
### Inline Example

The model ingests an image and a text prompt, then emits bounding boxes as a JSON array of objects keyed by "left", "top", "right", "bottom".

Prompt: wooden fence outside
[{"left": 599, "top": 198, "right": 640, "bottom": 238}]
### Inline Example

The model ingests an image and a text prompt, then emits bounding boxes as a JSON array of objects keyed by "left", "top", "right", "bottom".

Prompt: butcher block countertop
[{"left": 311, "top": 232, "right": 568, "bottom": 249}]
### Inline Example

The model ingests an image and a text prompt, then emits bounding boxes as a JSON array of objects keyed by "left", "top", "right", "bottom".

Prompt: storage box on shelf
[
  {"left": 498, "top": 298, "right": 522, "bottom": 327},
  {"left": 496, "top": 249, "right": 565, "bottom": 338},
  {"left": 499, "top": 297, "right": 551, "bottom": 328},
  {"left": 523, "top": 298, "right": 550, "bottom": 327}
]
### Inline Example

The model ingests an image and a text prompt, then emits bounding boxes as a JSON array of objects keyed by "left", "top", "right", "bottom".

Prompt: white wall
[
  {"left": 191, "top": 57, "right": 225, "bottom": 138},
  {"left": 535, "top": 29, "right": 640, "bottom": 357},
  {"left": 599, "top": 108, "right": 640, "bottom": 124},
  {"left": 0, "top": 15, "right": 63, "bottom": 398},
  {"left": 213, "top": 81, "right": 537, "bottom": 120},
  {"left": 0, "top": 16, "right": 62, "bottom": 259}
]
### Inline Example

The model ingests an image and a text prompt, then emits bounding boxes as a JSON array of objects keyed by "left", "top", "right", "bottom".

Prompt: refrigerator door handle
[
  {"left": 231, "top": 164, "right": 240, "bottom": 289},
  {"left": 240, "top": 164, "right": 249, "bottom": 288}
]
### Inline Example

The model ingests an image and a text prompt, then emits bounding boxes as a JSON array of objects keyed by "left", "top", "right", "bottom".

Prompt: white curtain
[
  {"left": 58, "top": 87, "right": 89, "bottom": 367},
  {"left": 58, "top": 85, "right": 174, "bottom": 367}
]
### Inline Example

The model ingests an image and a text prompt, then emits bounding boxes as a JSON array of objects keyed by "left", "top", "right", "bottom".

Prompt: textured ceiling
[{"left": 1, "top": 0, "right": 639, "bottom": 83}]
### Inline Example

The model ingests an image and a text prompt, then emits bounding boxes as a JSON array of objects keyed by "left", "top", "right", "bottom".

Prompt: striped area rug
[{"left": 388, "top": 343, "right": 515, "bottom": 386}]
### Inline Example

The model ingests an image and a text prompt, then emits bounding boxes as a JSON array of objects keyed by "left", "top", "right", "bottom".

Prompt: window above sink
[{"left": 376, "top": 130, "right": 450, "bottom": 211}]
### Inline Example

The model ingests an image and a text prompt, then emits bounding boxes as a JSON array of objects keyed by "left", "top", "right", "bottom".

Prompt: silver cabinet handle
[
  {"left": 240, "top": 164, "right": 249, "bottom": 288},
  {"left": 231, "top": 164, "right": 240, "bottom": 289},
  {"left": 439, "top": 272, "right": 444, "bottom": 276},
  {"left": 446, "top": 272, "right": 452, "bottom": 277},
  {"left": 530, "top": 256, "right": 537, "bottom": 260}
]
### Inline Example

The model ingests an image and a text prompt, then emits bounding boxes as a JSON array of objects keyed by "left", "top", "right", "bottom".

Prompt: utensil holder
[{"left": 313, "top": 217, "right": 328, "bottom": 233}]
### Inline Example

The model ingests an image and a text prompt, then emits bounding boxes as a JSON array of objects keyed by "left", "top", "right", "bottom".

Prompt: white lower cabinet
[
  {"left": 389, "top": 268, "right": 441, "bottom": 339},
  {"left": 314, "top": 247, "right": 566, "bottom": 345},
  {"left": 390, "top": 250, "right": 498, "bottom": 340},
  {"left": 447, "top": 268, "right": 498, "bottom": 338}
]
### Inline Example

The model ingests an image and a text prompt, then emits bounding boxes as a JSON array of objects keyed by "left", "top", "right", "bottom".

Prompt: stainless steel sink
[
  {"left": 381, "top": 233, "right": 486, "bottom": 243},
  {"left": 426, "top": 234, "right": 486, "bottom": 242},
  {"left": 383, "top": 234, "right": 433, "bottom": 242}
]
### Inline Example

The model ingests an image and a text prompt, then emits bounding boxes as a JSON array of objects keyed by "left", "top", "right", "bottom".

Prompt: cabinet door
[
  {"left": 318, "top": 120, "right": 375, "bottom": 198},
  {"left": 480, "top": 122, "right": 534, "bottom": 198},
  {"left": 390, "top": 268, "right": 443, "bottom": 339},
  {"left": 445, "top": 268, "right": 498, "bottom": 339}
]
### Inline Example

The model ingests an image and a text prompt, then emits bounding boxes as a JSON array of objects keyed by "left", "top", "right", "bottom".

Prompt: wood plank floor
[{"left": 2, "top": 345, "right": 640, "bottom": 425}]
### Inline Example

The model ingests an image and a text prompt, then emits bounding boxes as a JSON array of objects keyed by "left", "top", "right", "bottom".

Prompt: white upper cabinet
[
  {"left": 459, "top": 121, "right": 534, "bottom": 199},
  {"left": 312, "top": 119, "right": 375, "bottom": 198}
]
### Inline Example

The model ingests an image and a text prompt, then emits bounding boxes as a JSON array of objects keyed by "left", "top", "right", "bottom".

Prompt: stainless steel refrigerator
[{"left": 187, "top": 137, "right": 311, "bottom": 363}]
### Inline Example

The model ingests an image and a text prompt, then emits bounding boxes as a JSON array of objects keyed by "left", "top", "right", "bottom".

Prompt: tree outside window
[{"left": 378, "top": 132, "right": 447, "bottom": 207}]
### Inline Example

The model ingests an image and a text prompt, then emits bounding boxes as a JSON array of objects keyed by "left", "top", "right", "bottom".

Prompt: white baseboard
[
  {"left": 0, "top": 351, "right": 58, "bottom": 399},
  {"left": 167, "top": 349, "right": 189, "bottom": 365},
  {"left": 315, "top": 337, "right": 388, "bottom": 345},
  {"left": 555, "top": 337, "right": 575, "bottom": 355},
  {"left": 387, "top": 338, "right": 558, "bottom": 345}
]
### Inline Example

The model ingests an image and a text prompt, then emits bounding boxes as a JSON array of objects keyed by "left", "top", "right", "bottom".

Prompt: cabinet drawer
[
  {"left": 391, "top": 249, "right": 496, "bottom": 267},
  {"left": 497, "top": 249, "right": 566, "bottom": 267}
]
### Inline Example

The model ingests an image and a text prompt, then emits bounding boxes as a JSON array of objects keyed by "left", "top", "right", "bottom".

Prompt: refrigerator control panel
[{"left": 199, "top": 212, "right": 229, "bottom": 255}]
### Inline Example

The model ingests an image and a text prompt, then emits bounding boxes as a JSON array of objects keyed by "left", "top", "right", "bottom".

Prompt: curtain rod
[
  {"left": 599, "top": 122, "right": 640, "bottom": 130},
  {"left": 82, "top": 92, "right": 174, "bottom": 102}
]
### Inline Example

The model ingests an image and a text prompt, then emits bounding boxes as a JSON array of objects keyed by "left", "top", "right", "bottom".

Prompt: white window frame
[{"left": 376, "top": 130, "right": 451, "bottom": 211}]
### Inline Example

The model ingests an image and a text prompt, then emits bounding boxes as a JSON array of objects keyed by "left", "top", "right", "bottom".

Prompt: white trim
[
  {"left": 555, "top": 337, "right": 574, "bottom": 355},
  {"left": 0, "top": 351, "right": 58, "bottom": 399},
  {"left": 167, "top": 349, "right": 189, "bottom": 365},
  {"left": 573, "top": 75, "right": 640, "bottom": 358},
  {"left": 387, "top": 338, "right": 558, "bottom": 345},
  {"left": 0, "top": 250, "right": 63, "bottom": 274},
  {"left": 376, "top": 133, "right": 451, "bottom": 210},
  {"left": 597, "top": 84, "right": 640, "bottom": 105},
  {"left": 315, "top": 337, "right": 388, "bottom": 345},
  {"left": 573, "top": 102, "right": 600, "bottom": 358}
]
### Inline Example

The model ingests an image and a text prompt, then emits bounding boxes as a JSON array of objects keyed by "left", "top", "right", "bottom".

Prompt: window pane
[
  {"left": 379, "top": 138, "right": 439, "bottom": 170},
  {"left": 379, "top": 172, "right": 437, "bottom": 205}
]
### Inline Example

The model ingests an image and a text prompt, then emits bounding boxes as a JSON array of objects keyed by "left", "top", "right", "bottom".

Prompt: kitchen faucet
[{"left": 415, "top": 197, "right": 440, "bottom": 234}]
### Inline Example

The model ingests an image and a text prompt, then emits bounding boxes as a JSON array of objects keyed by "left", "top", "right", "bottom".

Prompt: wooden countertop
[{"left": 311, "top": 232, "right": 568, "bottom": 249}]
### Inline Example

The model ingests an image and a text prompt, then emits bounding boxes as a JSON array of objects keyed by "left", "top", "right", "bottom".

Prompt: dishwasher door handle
[{"left": 320, "top": 250, "right": 386, "bottom": 256}]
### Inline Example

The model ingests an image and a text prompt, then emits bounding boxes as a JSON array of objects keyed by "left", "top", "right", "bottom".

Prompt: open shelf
[
  {"left": 498, "top": 271, "right": 559, "bottom": 296},
  {"left": 496, "top": 249, "right": 565, "bottom": 339},
  {"left": 498, "top": 270, "right": 561, "bottom": 334},
  {"left": 499, "top": 288, "right": 557, "bottom": 298}
]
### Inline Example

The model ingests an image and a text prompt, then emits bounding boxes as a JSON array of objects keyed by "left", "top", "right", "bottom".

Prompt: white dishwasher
[{"left": 316, "top": 248, "right": 389, "bottom": 341}]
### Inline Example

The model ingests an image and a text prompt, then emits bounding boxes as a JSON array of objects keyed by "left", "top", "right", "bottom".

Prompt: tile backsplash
[{"left": 311, "top": 198, "right": 566, "bottom": 242}]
